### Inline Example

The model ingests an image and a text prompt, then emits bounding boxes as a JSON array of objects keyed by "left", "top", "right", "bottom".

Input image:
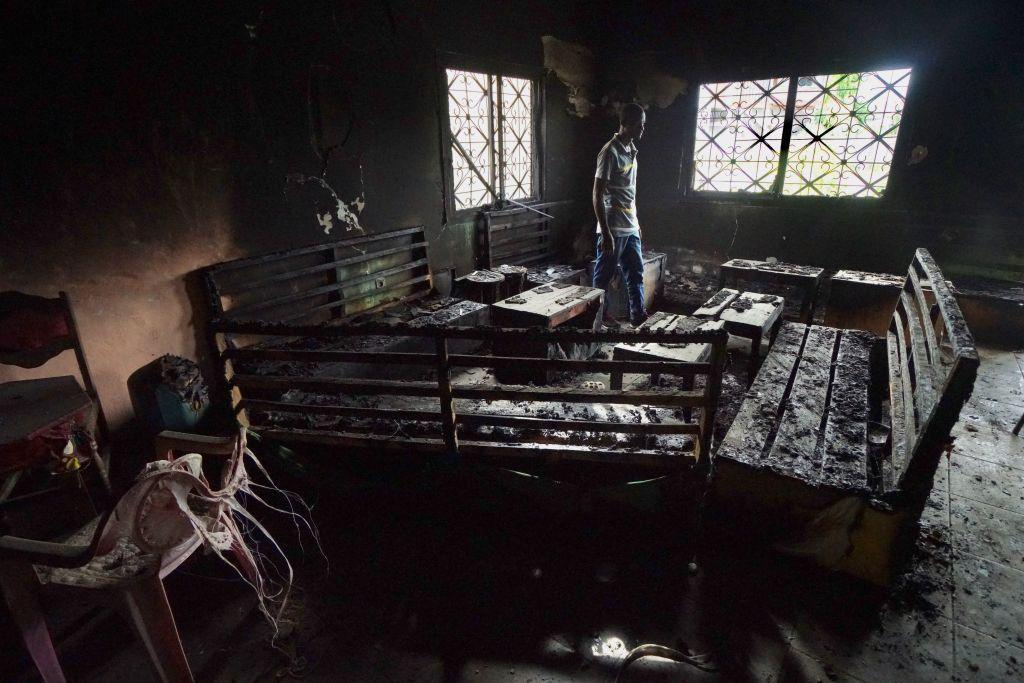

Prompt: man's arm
[{"left": 592, "top": 177, "right": 615, "bottom": 255}]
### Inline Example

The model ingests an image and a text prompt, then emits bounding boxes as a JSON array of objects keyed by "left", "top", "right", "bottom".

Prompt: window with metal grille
[
  {"left": 446, "top": 68, "right": 536, "bottom": 210},
  {"left": 692, "top": 68, "right": 912, "bottom": 198}
]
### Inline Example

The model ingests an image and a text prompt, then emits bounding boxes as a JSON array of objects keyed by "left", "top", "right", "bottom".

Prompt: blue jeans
[{"left": 593, "top": 233, "right": 646, "bottom": 323}]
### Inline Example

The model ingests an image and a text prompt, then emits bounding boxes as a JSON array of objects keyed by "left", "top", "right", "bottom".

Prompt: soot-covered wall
[
  {"left": 0, "top": 2, "right": 601, "bottom": 428},
  {"left": 595, "top": 0, "right": 1024, "bottom": 279}
]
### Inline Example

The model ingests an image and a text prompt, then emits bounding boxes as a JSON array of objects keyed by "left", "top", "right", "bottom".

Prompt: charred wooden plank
[
  {"left": 767, "top": 326, "right": 839, "bottom": 481},
  {"left": 914, "top": 249, "right": 977, "bottom": 361},
  {"left": 694, "top": 288, "right": 740, "bottom": 318},
  {"left": 907, "top": 269, "right": 940, "bottom": 366},
  {"left": 206, "top": 226, "right": 424, "bottom": 275},
  {"left": 220, "top": 241, "right": 429, "bottom": 295},
  {"left": 450, "top": 385, "right": 706, "bottom": 407},
  {"left": 277, "top": 275, "right": 432, "bottom": 322},
  {"left": 899, "top": 290, "right": 938, "bottom": 419},
  {"left": 717, "top": 323, "right": 808, "bottom": 466},
  {"left": 819, "top": 330, "right": 872, "bottom": 492},
  {"left": 891, "top": 308, "right": 919, "bottom": 458},
  {"left": 232, "top": 374, "right": 440, "bottom": 397},
  {"left": 227, "top": 259, "right": 429, "bottom": 318},
  {"left": 886, "top": 330, "right": 909, "bottom": 490},
  {"left": 450, "top": 354, "right": 712, "bottom": 376}
]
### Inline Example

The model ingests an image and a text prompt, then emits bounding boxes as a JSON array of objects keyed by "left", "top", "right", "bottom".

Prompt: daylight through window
[
  {"left": 692, "top": 68, "right": 912, "bottom": 198},
  {"left": 446, "top": 68, "right": 535, "bottom": 210}
]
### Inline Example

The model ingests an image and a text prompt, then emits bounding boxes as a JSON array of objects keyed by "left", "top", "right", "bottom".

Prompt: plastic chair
[{"left": 0, "top": 431, "right": 249, "bottom": 683}]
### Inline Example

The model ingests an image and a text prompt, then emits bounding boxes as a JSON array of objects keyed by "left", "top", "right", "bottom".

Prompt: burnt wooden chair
[
  {"left": 0, "top": 291, "right": 112, "bottom": 504},
  {"left": 0, "top": 431, "right": 241, "bottom": 683}
]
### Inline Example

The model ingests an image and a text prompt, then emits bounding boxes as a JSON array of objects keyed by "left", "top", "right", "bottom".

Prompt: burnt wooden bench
[
  {"left": 719, "top": 258, "right": 825, "bottom": 324},
  {"left": 202, "top": 227, "right": 490, "bottom": 383},
  {"left": 713, "top": 249, "right": 979, "bottom": 585},
  {"left": 211, "top": 319, "right": 729, "bottom": 473}
]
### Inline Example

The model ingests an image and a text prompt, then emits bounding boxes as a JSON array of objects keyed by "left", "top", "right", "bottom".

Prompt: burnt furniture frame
[
  {"left": 718, "top": 258, "right": 825, "bottom": 324},
  {"left": 714, "top": 249, "right": 978, "bottom": 584},
  {"left": 202, "top": 227, "right": 433, "bottom": 326},
  {"left": 210, "top": 319, "right": 728, "bottom": 471},
  {"left": 0, "top": 291, "right": 112, "bottom": 495},
  {"left": 478, "top": 204, "right": 559, "bottom": 270}
]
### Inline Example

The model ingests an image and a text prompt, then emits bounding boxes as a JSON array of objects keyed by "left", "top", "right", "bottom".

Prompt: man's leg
[
  {"left": 592, "top": 233, "right": 619, "bottom": 322},
  {"left": 619, "top": 234, "right": 646, "bottom": 325}
]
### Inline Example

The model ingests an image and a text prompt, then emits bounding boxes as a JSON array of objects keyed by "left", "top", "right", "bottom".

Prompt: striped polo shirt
[{"left": 594, "top": 134, "right": 640, "bottom": 236}]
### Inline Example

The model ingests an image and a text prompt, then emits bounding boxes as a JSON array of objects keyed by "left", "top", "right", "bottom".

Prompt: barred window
[
  {"left": 692, "top": 68, "right": 912, "bottom": 198},
  {"left": 446, "top": 68, "right": 536, "bottom": 210}
]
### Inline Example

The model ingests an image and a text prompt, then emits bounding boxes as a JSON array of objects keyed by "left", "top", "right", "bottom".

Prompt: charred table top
[
  {"left": 695, "top": 289, "right": 785, "bottom": 379},
  {"left": 610, "top": 312, "right": 725, "bottom": 390},
  {"left": 718, "top": 258, "right": 824, "bottom": 323},
  {"left": 492, "top": 283, "right": 603, "bottom": 329}
]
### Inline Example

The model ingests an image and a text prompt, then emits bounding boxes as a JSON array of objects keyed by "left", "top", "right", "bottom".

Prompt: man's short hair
[{"left": 619, "top": 102, "right": 645, "bottom": 126}]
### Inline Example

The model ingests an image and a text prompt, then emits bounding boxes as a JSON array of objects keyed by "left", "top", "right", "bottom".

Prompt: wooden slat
[
  {"left": 449, "top": 354, "right": 713, "bottom": 376},
  {"left": 509, "top": 252, "right": 551, "bottom": 267},
  {"left": 212, "top": 318, "right": 728, "bottom": 345},
  {"left": 244, "top": 400, "right": 698, "bottom": 435},
  {"left": 232, "top": 374, "right": 439, "bottom": 397},
  {"left": 450, "top": 385, "right": 706, "bottom": 407},
  {"left": 891, "top": 307, "right": 919, "bottom": 458},
  {"left": 227, "top": 348, "right": 436, "bottom": 365},
  {"left": 767, "top": 326, "right": 839, "bottom": 481},
  {"left": 251, "top": 426, "right": 690, "bottom": 468},
  {"left": 914, "top": 249, "right": 977, "bottom": 360},
  {"left": 285, "top": 283, "right": 433, "bottom": 323},
  {"left": 227, "top": 259, "right": 429, "bottom": 318},
  {"left": 886, "top": 330, "right": 909, "bottom": 489},
  {"left": 491, "top": 243, "right": 550, "bottom": 263},
  {"left": 489, "top": 225, "right": 549, "bottom": 248},
  {"left": 899, "top": 290, "right": 938, "bottom": 420},
  {"left": 244, "top": 400, "right": 440, "bottom": 421},
  {"left": 208, "top": 226, "right": 425, "bottom": 275},
  {"left": 717, "top": 324, "right": 809, "bottom": 465},
  {"left": 907, "top": 269, "right": 940, "bottom": 366},
  {"left": 220, "top": 242, "right": 429, "bottom": 295},
  {"left": 819, "top": 330, "right": 871, "bottom": 492}
]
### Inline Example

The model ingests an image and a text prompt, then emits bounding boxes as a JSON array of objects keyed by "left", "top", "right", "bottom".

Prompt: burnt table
[
  {"left": 695, "top": 288, "right": 785, "bottom": 382},
  {"left": 718, "top": 258, "right": 824, "bottom": 323},
  {"left": 492, "top": 283, "right": 603, "bottom": 383}
]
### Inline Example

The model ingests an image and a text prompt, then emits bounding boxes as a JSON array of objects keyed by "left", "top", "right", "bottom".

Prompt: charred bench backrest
[
  {"left": 479, "top": 206, "right": 554, "bottom": 270},
  {"left": 211, "top": 320, "right": 728, "bottom": 470},
  {"left": 886, "top": 249, "right": 978, "bottom": 503},
  {"left": 202, "top": 227, "right": 432, "bottom": 324}
]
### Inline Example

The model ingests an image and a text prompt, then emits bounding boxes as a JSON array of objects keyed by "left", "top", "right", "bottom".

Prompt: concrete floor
[{"left": 6, "top": 346, "right": 1023, "bottom": 682}]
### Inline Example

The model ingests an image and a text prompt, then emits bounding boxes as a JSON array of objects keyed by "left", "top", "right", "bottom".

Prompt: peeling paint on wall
[
  {"left": 636, "top": 72, "right": 687, "bottom": 109},
  {"left": 542, "top": 35, "right": 596, "bottom": 117},
  {"left": 286, "top": 173, "right": 366, "bottom": 235}
]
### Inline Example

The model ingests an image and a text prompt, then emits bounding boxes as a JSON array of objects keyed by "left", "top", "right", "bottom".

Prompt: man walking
[{"left": 592, "top": 102, "right": 647, "bottom": 327}]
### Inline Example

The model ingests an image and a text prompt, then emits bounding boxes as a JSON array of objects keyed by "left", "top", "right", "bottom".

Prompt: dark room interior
[{"left": 1, "top": 1, "right": 1022, "bottom": 681}]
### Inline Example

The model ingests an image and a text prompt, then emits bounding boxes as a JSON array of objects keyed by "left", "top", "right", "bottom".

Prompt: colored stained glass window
[{"left": 692, "top": 68, "right": 912, "bottom": 198}]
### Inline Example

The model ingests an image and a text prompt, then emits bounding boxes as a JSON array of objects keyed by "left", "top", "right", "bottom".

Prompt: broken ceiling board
[
  {"left": 766, "top": 326, "right": 839, "bottom": 482},
  {"left": 819, "top": 330, "right": 872, "bottom": 492}
]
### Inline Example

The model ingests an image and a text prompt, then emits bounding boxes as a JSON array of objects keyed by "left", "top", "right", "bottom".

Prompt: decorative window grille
[
  {"left": 692, "top": 68, "right": 912, "bottom": 198},
  {"left": 446, "top": 68, "right": 535, "bottom": 210}
]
